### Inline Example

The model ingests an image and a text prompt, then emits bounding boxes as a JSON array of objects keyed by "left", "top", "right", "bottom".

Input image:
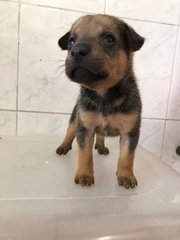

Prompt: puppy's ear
[
  {"left": 58, "top": 31, "right": 70, "bottom": 50},
  {"left": 123, "top": 23, "right": 145, "bottom": 51}
]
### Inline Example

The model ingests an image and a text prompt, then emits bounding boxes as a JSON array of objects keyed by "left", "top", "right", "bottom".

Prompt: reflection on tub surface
[{"left": 0, "top": 136, "right": 180, "bottom": 239}]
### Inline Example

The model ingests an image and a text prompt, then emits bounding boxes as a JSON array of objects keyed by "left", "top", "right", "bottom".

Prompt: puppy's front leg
[
  {"left": 74, "top": 122, "right": 95, "bottom": 187},
  {"left": 117, "top": 132, "right": 139, "bottom": 189},
  {"left": 56, "top": 122, "right": 75, "bottom": 155},
  {"left": 56, "top": 104, "right": 77, "bottom": 155}
]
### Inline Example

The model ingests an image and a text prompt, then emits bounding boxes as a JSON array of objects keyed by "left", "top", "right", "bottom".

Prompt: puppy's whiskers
[
  {"left": 52, "top": 59, "right": 65, "bottom": 63},
  {"left": 55, "top": 63, "right": 65, "bottom": 76}
]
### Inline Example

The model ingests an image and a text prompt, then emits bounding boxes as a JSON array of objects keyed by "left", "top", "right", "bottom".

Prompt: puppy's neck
[
  {"left": 93, "top": 70, "right": 133, "bottom": 98},
  {"left": 96, "top": 88, "right": 108, "bottom": 97}
]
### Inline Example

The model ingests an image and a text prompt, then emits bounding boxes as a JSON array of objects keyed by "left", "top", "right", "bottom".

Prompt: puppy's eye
[
  {"left": 103, "top": 33, "right": 116, "bottom": 46},
  {"left": 68, "top": 36, "right": 76, "bottom": 46}
]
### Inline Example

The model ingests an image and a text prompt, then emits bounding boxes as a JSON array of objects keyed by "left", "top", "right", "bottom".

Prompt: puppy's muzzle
[
  {"left": 66, "top": 43, "right": 108, "bottom": 84},
  {"left": 71, "top": 43, "right": 90, "bottom": 59}
]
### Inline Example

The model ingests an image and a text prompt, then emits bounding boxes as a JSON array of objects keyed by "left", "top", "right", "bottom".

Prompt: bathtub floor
[{"left": 0, "top": 136, "right": 180, "bottom": 239}]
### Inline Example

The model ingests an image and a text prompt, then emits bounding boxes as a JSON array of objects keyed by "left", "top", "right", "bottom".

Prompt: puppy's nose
[{"left": 71, "top": 44, "right": 90, "bottom": 58}]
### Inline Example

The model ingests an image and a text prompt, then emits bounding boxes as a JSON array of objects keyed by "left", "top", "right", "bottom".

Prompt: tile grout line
[
  {"left": 1, "top": 108, "right": 180, "bottom": 122},
  {"left": 165, "top": 25, "right": 180, "bottom": 119},
  {"left": 19, "top": 2, "right": 180, "bottom": 27},
  {"left": 19, "top": 1, "right": 98, "bottom": 15},
  {"left": 1, "top": 109, "right": 71, "bottom": 116},
  {"left": 15, "top": 1, "right": 21, "bottom": 136},
  {"left": 104, "top": 0, "right": 106, "bottom": 14},
  {"left": 1, "top": 0, "right": 180, "bottom": 27},
  {"left": 121, "top": 16, "right": 179, "bottom": 27},
  {"left": 0, "top": 0, "right": 18, "bottom": 2},
  {"left": 0, "top": 0, "right": 180, "bottom": 136},
  {"left": 160, "top": 25, "right": 180, "bottom": 160}
]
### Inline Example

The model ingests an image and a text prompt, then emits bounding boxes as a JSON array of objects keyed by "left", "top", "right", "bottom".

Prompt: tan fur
[
  {"left": 105, "top": 113, "right": 139, "bottom": 135},
  {"left": 77, "top": 110, "right": 138, "bottom": 187},
  {"left": 72, "top": 15, "right": 124, "bottom": 39},
  {"left": 56, "top": 123, "right": 75, "bottom": 155},
  {"left": 74, "top": 130, "right": 94, "bottom": 186},
  {"left": 79, "top": 110, "right": 99, "bottom": 130},
  {"left": 79, "top": 109, "right": 139, "bottom": 136},
  {"left": 95, "top": 134, "right": 105, "bottom": 147},
  {"left": 116, "top": 135, "right": 137, "bottom": 188},
  {"left": 90, "top": 50, "right": 128, "bottom": 91}
]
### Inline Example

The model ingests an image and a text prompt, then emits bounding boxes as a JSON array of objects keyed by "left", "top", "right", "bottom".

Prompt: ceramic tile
[
  {"left": 0, "top": 1, "right": 18, "bottom": 110},
  {"left": 0, "top": 0, "right": 19, "bottom": 2},
  {"left": 0, "top": 111, "right": 16, "bottom": 136},
  {"left": 19, "top": 7, "right": 178, "bottom": 118},
  {"left": 167, "top": 27, "right": 180, "bottom": 120},
  {"left": 139, "top": 119, "right": 165, "bottom": 158},
  {"left": 18, "top": 112, "right": 70, "bottom": 136},
  {"left": 124, "top": 19, "right": 178, "bottom": 118},
  {"left": 21, "top": 0, "right": 105, "bottom": 13},
  {"left": 18, "top": 5, "right": 82, "bottom": 113},
  {"left": 162, "top": 120, "right": 180, "bottom": 173},
  {"left": 18, "top": 113, "right": 165, "bottom": 159},
  {"left": 106, "top": 0, "right": 180, "bottom": 24}
]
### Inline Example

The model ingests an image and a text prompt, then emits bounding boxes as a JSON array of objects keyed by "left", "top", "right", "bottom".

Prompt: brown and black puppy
[{"left": 56, "top": 14, "right": 144, "bottom": 188}]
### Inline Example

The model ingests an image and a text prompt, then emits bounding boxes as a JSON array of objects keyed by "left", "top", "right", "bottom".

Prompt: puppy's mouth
[{"left": 67, "top": 67, "right": 108, "bottom": 84}]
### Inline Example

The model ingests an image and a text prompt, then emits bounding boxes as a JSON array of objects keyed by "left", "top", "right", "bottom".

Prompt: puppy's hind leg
[
  {"left": 56, "top": 105, "right": 76, "bottom": 155},
  {"left": 95, "top": 134, "right": 109, "bottom": 155}
]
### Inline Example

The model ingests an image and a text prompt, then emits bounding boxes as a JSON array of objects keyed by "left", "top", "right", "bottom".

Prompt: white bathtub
[{"left": 0, "top": 136, "right": 180, "bottom": 239}]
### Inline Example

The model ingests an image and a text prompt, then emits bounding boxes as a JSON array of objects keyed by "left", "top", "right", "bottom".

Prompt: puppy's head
[{"left": 58, "top": 14, "right": 144, "bottom": 90}]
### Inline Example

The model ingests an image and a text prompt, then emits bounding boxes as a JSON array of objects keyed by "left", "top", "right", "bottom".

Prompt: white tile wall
[
  {"left": 125, "top": 19, "right": 178, "bottom": 118},
  {"left": 162, "top": 121, "right": 180, "bottom": 172},
  {"left": 106, "top": 0, "right": 180, "bottom": 24},
  {"left": 0, "top": 1, "right": 18, "bottom": 110},
  {"left": 21, "top": 0, "right": 105, "bottom": 13},
  {"left": 18, "top": 112, "right": 69, "bottom": 136},
  {"left": 0, "top": 0, "right": 180, "bottom": 171},
  {"left": 139, "top": 119, "right": 165, "bottom": 158},
  {"left": 18, "top": 5, "right": 81, "bottom": 113},
  {"left": 0, "top": 111, "right": 16, "bottom": 135},
  {"left": 167, "top": 28, "right": 180, "bottom": 120}
]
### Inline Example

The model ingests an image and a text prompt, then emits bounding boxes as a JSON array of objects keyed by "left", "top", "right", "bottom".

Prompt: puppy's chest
[
  {"left": 96, "top": 119, "right": 119, "bottom": 136},
  {"left": 81, "top": 111, "right": 137, "bottom": 136}
]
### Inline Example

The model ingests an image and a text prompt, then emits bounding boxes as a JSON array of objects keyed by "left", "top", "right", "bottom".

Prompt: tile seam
[
  {"left": 15, "top": 1, "right": 21, "bottom": 136},
  {"left": 0, "top": 0, "right": 178, "bottom": 27},
  {"left": 160, "top": 26, "right": 180, "bottom": 159}
]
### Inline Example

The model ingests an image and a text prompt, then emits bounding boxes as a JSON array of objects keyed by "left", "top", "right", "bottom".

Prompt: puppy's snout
[{"left": 71, "top": 44, "right": 90, "bottom": 58}]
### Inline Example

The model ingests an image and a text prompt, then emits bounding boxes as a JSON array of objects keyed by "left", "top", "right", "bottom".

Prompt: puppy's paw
[
  {"left": 95, "top": 144, "right": 109, "bottom": 155},
  {"left": 56, "top": 143, "right": 72, "bottom": 155},
  {"left": 74, "top": 171, "right": 94, "bottom": 187},
  {"left": 117, "top": 173, "right": 137, "bottom": 189}
]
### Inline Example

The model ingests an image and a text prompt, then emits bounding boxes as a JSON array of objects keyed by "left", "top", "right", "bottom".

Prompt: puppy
[{"left": 56, "top": 14, "right": 144, "bottom": 188}]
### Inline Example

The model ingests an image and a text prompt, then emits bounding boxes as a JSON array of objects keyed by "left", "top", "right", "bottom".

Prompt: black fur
[
  {"left": 122, "top": 23, "right": 145, "bottom": 52},
  {"left": 78, "top": 73, "right": 142, "bottom": 116},
  {"left": 76, "top": 117, "right": 88, "bottom": 148},
  {"left": 58, "top": 31, "right": 70, "bottom": 50},
  {"left": 69, "top": 104, "right": 77, "bottom": 123},
  {"left": 128, "top": 116, "right": 141, "bottom": 152}
]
